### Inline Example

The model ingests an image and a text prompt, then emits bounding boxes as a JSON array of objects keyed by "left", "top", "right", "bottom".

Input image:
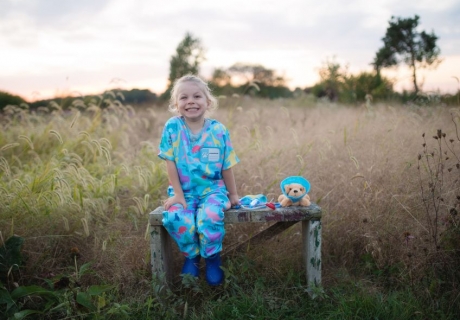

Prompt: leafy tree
[
  {"left": 211, "top": 68, "right": 231, "bottom": 87},
  {"left": 160, "top": 32, "right": 205, "bottom": 100},
  {"left": 311, "top": 58, "right": 394, "bottom": 103},
  {"left": 373, "top": 15, "right": 441, "bottom": 93},
  {"left": 311, "top": 57, "right": 347, "bottom": 102},
  {"left": 167, "top": 32, "right": 205, "bottom": 87},
  {"left": 0, "top": 90, "right": 26, "bottom": 110},
  {"left": 118, "top": 89, "right": 157, "bottom": 105},
  {"left": 343, "top": 72, "right": 394, "bottom": 103},
  {"left": 228, "top": 63, "right": 285, "bottom": 86},
  {"left": 209, "top": 68, "right": 235, "bottom": 97},
  {"left": 221, "top": 63, "right": 291, "bottom": 98}
]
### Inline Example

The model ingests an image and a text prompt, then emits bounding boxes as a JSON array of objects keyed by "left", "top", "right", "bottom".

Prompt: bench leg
[
  {"left": 302, "top": 220, "right": 321, "bottom": 287},
  {"left": 150, "top": 225, "right": 173, "bottom": 286}
]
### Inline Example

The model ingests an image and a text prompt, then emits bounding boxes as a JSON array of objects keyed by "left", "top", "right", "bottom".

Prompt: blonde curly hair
[{"left": 168, "top": 75, "right": 218, "bottom": 114}]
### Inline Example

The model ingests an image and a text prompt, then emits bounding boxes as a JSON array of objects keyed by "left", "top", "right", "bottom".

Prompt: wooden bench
[{"left": 149, "top": 203, "right": 322, "bottom": 288}]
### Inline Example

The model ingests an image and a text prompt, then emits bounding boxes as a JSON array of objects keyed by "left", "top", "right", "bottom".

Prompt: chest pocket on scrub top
[{"left": 200, "top": 148, "right": 220, "bottom": 163}]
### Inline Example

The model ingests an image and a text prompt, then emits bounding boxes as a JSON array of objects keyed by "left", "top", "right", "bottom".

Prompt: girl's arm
[
  {"left": 163, "top": 160, "right": 187, "bottom": 210},
  {"left": 222, "top": 167, "right": 240, "bottom": 207}
]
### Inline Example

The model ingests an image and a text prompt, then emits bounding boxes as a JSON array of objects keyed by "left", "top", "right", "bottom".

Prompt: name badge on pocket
[{"left": 200, "top": 148, "right": 220, "bottom": 163}]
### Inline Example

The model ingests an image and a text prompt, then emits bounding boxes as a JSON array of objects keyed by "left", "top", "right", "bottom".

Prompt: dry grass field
[{"left": 1, "top": 95, "right": 459, "bottom": 318}]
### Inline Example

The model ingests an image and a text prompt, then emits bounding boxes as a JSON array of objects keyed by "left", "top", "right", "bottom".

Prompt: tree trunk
[
  {"left": 410, "top": 49, "right": 419, "bottom": 93},
  {"left": 411, "top": 63, "right": 419, "bottom": 94},
  {"left": 410, "top": 42, "right": 418, "bottom": 94}
]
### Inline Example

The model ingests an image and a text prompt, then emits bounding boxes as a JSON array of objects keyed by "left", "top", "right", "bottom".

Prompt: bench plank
[{"left": 149, "top": 203, "right": 322, "bottom": 225}]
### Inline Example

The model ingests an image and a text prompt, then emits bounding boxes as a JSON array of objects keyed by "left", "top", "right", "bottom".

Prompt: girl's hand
[
  {"left": 164, "top": 194, "right": 187, "bottom": 210},
  {"left": 228, "top": 193, "right": 240, "bottom": 208}
]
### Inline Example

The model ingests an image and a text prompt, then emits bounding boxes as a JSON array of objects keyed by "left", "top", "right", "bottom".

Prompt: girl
[{"left": 158, "top": 75, "right": 240, "bottom": 286}]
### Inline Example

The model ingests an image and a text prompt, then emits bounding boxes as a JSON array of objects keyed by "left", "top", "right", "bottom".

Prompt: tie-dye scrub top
[{"left": 158, "top": 116, "right": 239, "bottom": 197}]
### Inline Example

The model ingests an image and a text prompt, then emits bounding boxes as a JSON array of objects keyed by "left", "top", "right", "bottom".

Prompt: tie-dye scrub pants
[{"left": 162, "top": 190, "right": 230, "bottom": 259}]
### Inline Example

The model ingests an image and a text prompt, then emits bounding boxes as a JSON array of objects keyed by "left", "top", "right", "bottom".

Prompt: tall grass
[{"left": 1, "top": 95, "right": 459, "bottom": 318}]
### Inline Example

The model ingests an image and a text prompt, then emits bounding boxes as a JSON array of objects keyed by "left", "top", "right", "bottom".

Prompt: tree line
[
  {"left": 1, "top": 14, "right": 455, "bottom": 110},
  {"left": 163, "top": 15, "right": 444, "bottom": 104}
]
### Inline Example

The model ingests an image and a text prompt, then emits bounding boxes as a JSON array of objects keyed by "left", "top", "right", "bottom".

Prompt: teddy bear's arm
[
  {"left": 278, "top": 195, "right": 292, "bottom": 207},
  {"left": 300, "top": 194, "right": 311, "bottom": 206}
]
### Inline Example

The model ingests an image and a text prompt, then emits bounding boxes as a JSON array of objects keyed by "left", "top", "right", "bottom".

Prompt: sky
[{"left": 1, "top": 0, "right": 459, "bottom": 102}]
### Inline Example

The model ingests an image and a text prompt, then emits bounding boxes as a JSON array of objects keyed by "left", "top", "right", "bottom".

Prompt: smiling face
[{"left": 174, "top": 81, "right": 210, "bottom": 127}]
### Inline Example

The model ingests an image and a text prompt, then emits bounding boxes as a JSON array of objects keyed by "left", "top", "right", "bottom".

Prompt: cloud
[
  {"left": 1, "top": 0, "right": 459, "bottom": 100},
  {"left": 1, "top": 0, "right": 111, "bottom": 26}
]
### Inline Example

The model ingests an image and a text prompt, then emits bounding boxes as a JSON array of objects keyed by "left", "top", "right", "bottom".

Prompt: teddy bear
[{"left": 278, "top": 182, "right": 311, "bottom": 207}]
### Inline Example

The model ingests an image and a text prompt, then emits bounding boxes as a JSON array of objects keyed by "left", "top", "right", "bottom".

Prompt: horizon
[{"left": 17, "top": 74, "right": 460, "bottom": 105}]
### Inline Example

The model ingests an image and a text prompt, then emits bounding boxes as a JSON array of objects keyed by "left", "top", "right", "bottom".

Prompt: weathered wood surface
[
  {"left": 150, "top": 225, "right": 173, "bottom": 284},
  {"left": 303, "top": 220, "right": 322, "bottom": 287},
  {"left": 149, "top": 203, "right": 322, "bottom": 225}
]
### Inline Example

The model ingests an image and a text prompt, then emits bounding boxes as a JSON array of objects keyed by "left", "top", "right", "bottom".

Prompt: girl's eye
[
  {"left": 180, "top": 96, "right": 187, "bottom": 100},
  {"left": 194, "top": 95, "right": 201, "bottom": 99}
]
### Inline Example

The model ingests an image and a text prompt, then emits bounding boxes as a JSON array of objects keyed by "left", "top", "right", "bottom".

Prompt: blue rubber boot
[
  {"left": 181, "top": 255, "right": 201, "bottom": 277},
  {"left": 205, "top": 253, "right": 224, "bottom": 286}
]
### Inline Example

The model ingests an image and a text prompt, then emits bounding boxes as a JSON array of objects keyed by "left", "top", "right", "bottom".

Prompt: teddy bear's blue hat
[{"left": 280, "top": 176, "right": 310, "bottom": 202}]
